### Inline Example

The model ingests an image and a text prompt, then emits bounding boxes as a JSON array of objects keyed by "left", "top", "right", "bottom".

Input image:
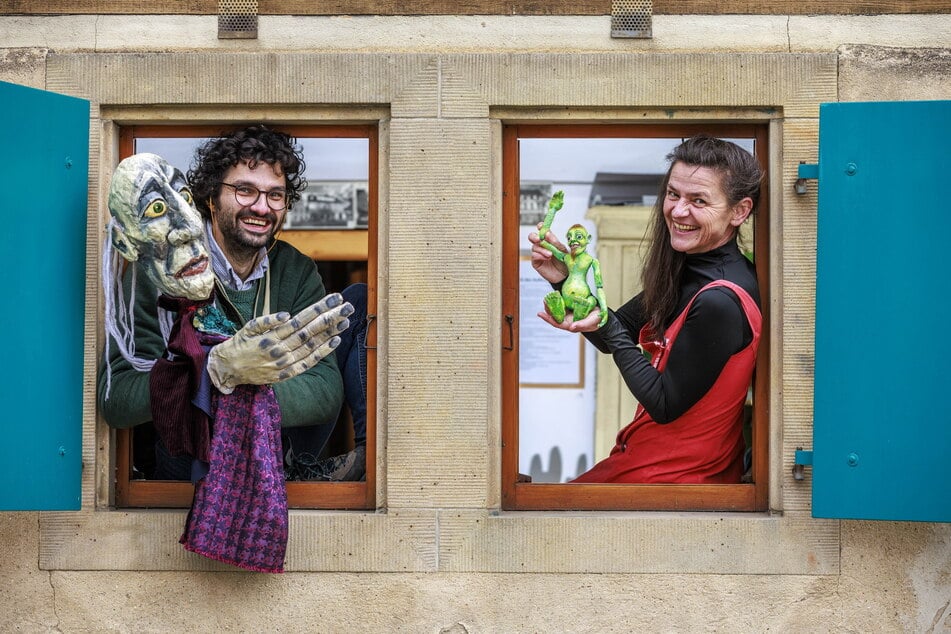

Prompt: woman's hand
[
  {"left": 528, "top": 227, "right": 569, "bottom": 284},
  {"left": 536, "top": 306, "right": 603, "bottom": 333}
]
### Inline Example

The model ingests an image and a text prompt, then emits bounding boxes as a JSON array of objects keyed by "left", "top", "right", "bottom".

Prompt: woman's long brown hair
[{"left": 640, "top": 134, "right": 763, "bottom": 339}]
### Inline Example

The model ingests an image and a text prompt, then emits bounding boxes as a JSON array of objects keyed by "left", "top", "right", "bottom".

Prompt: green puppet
[{"left": 536, "top": 190, "right": 608, "bottom": 328}]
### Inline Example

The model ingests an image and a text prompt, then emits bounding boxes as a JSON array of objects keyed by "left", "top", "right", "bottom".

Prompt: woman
[{"left": 529, "top": 134, "right": 763, "bottom": 483}]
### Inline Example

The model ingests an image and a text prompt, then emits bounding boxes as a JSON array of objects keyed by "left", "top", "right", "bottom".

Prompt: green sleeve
[
  {"left": 267, "top": 244, "right": 345, "bottom": 429},
  {"left": 97, "top": 243, "right": 345, "bottom": 430},
  {"left": 97, "top": 264, "right": 164, "bottom": 428}
]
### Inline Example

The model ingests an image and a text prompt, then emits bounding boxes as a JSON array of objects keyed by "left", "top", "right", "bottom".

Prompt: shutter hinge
[
  {"left": 792, "top": 447, "right": 813, "bottom": 481},
  {"left": 795, "top": 162, "right": 819, "bottom": 195}
]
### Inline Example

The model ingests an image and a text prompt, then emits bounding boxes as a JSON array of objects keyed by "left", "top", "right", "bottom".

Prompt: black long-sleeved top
[{"left": 584, "top": 238, "right": 760, "bottom": 424}]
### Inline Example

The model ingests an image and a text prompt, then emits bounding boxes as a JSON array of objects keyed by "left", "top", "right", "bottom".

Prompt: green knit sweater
[{"left": 98, "top": 240, "right": 344, "bottom": 430}]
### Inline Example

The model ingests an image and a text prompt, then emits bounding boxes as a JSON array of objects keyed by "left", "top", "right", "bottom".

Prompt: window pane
[
  {"left": 136, "top": 137, "right": 371, "bottom": 232},
  {"left": 134, "top": 137, "right": 370, "bottom": 181},
  {"left": 517, "top": 135, "right": 756, "bottom": 484},
  {"left": 518, "top": 137, "right": 677, "bottom": 482},
  {"left": 114, "top": 126, "right": 376, "bottom": 510}
]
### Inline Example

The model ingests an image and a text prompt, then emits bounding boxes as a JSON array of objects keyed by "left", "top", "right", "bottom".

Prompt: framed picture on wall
[
  {"left": 285, "top": 181, "right": 369, "bottom": 230},
  {"left": 518, "top": 182, "right": 553, "bottom": 228}
]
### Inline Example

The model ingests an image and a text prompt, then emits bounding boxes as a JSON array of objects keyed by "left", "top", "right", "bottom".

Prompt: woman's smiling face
[{"left": 662, "top": 162, "right": 752, "bottom": 255}]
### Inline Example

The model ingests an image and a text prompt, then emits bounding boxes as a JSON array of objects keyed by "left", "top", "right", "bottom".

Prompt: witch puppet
[{"left": 102, "top": 153, "right": 352, "bottom": 572}]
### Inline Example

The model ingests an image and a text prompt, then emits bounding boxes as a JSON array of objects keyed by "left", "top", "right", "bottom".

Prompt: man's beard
[{"left": 217, "top": 210, "right": 279, "bottom": 254}]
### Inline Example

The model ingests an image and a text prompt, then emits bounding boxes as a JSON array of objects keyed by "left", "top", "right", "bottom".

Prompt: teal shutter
[
  {"left": 812, "top": 100, "right": 950, "bottom": 522},
  {"left": 0, "top": 81, "right": 88, "bottom": 510}
]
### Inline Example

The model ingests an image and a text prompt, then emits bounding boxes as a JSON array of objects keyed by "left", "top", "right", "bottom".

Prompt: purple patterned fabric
[{"left": 180, "top": 383, "right": 288, "bottom": 573}]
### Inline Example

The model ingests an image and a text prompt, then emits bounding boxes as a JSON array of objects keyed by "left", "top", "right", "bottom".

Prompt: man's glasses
[{"left": 220, "top": 182, "right": 288, "bottom": 211}]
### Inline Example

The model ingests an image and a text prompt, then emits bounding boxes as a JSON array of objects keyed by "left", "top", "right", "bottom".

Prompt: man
[{"left": 99, "top": 125, "right": 365, "bottom": 482}]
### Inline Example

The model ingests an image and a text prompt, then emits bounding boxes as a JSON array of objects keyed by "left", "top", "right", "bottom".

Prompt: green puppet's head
[
  {"left": 107, "top": 153, "right": 214, "bottom": 301},
  {"left": 566, "top": 224, "right": 591, "bottom": 256}
]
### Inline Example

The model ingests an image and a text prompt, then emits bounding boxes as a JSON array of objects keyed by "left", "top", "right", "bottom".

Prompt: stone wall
[{"left": 1, "top": 13, "right": 949, "bottom": 632}]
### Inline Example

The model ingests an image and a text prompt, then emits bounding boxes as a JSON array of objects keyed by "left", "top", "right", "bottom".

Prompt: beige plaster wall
[
  {"left": 1, "top": 13, "right": 950, "bottom": 633},
  {"left": 0, "top": 14, "right": 949, "bottom": 53},
  {"left": 3, "top": 510, "right": 949, "bottom": 631}
]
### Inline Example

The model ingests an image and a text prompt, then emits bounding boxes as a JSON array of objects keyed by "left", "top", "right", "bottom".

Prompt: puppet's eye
[
  {"left": 179, "top": 188, "right": 194, "bottom": 204},
  {"left": 144, "top": 199, "right": 167, "bottom": 218}
]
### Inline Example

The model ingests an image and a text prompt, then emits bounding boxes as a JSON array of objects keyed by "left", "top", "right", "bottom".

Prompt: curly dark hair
[{"left": 187, "top": 124, "right": 307, "bottom": 220}]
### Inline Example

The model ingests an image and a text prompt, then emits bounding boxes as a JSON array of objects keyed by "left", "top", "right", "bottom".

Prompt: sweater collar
[
  {"left": 684, "top": 236, "right": 745, "bottom": 270},
  {"left": 205, "top": 220, "right": 270, "bottom": 292}
]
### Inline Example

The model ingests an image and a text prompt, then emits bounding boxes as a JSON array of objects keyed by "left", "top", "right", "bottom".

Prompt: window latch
[
  {"left": 365, "top": 313, "right": 376, "bottom": 350},
  {"left": 503, "top": 314, "right": 515, "bottom": 351}
]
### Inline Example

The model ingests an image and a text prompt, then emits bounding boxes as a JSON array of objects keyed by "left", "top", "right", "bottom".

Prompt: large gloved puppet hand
[{"left": 207, "top": 292, "right": 354, "bottom": 394}]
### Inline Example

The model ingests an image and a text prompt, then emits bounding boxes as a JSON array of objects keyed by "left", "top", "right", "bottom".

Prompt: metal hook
[
  {"left": 365, "top": 313, "right": 377, "bottom": 350},
  {"left": 503, "top": 314, "right": 515, "bottom": 351}
]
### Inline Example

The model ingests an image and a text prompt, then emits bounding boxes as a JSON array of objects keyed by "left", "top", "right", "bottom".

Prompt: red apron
[{"left": 573, "top": 280, "right": 762, "bottom": 484}]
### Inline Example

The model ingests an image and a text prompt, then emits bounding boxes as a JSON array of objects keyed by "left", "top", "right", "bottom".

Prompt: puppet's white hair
[{"left": 101, "top": 218, "right": 173, "bottom": 399}]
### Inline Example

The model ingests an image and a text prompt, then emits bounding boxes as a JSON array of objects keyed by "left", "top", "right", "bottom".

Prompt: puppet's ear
[{"left": 110, "top": 223, "right": 140, "bottom": 262}]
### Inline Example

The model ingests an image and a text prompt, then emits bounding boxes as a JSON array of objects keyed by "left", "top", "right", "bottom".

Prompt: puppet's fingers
[
  {"left": 274, "top": 336, "right": 343, "bottom": 383},
  {"left": 280, "top": 303, "right": 352, "bottom": 358},
  {"left": 267, "top": 293, "right": 349, "bottom": 341},
  {"left": 280, "top": 309, "right": 351, "bottom": 365},
  {"left": 239, "top": 311, "right": 291, "bottom": 337}
]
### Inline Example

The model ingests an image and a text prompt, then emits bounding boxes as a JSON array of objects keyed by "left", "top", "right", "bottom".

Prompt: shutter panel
[
  {"left": 0, "top": 81, "right": 88, "bottom": 510},
  {"left": 813, "top": 100, "right": 951, "bottom": 521}
]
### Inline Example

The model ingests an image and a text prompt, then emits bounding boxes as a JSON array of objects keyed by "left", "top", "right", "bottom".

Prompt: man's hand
[
  {"left": 528, "top": 227, "right": 569, "bottom": 285},
  {"left": 207, "top": 293, "right": 353, "bottom": 394}
]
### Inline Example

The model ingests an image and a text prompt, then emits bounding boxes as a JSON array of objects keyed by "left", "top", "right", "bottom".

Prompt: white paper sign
[{"left": 518, "top": 259, "right": 584, "bottom": 387}]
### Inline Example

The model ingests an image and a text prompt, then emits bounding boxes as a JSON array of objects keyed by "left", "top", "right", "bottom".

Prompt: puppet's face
[
  {"left": 108, "top": 153, "right": 215, "bottom": 300},
  {"left": 566, "top": 225, "right": 590, "bottom": 256}
]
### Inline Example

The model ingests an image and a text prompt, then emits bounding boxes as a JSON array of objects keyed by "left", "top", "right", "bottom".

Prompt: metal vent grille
[
  {"left": 611, "top": 0, "right": 652, "bottom": 39},
  {"left": 218, "top": 0, "right": 258, "bottom": 39}
]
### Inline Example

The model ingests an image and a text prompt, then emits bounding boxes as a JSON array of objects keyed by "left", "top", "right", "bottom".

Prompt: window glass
[
  {"left": 112, "top": 125, "right": 377, "bottom": 510},
  {"left": 136, "top": 137, "right": 370, "bottom": 232},
  {"left": 502, "top": 124, "right": 768, "bottom": 511},
  {"left": 517, "top": 136, "right": 755, "bottom": 482}
]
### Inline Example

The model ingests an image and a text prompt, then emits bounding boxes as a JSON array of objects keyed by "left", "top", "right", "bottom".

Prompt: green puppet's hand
[
  {"left": 537, "top": 190, "right": 565, "bottom": 244},
  {"left": 207, "top": 293, "right": 353, "bottom": 394}
]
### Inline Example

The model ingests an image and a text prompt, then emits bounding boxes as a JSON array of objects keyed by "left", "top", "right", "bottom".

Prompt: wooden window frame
[
  {"left": 113, "top": 123, "right": 378, "bottom": 510},
  {"left": 501, "top": 122, "right": 770, "bottom": 512}
]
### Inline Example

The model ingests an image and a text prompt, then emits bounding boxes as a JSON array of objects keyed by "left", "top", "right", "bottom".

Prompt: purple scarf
[
  {"left": 149, "top": 295, "right": 288, "bottom": 573},
  {"left": 180, "top": 382, "right": 288, "bottom": 573}
]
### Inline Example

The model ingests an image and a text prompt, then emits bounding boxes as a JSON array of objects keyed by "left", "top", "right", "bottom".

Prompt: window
[
  {"left": 112, "top": 124, "right": 377, "bottom": 510},
  {"left": 501, "top": 123, "right": 770, "bottom": 511}
]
